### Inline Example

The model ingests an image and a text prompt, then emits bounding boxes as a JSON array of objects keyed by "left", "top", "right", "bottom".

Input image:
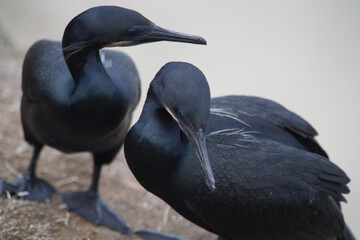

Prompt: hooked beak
[
  {"left": 177, "top": 120, "right": 216, "bottom": 191},
  {"left": 107, "top": 23, "right": 206, "bottom": 47}
]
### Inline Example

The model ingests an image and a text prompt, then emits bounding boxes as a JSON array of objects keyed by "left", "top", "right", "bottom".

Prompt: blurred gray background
[{"left": 0, "top": 0, "right": 359, "bottom": 237}]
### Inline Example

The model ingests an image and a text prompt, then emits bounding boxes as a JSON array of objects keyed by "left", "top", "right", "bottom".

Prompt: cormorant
[
  {"left": 0, "top": 7, "right": 206, "bottom": 234},
  {"left": 124, "top": 62, "right": 354, "bottom": 240}
]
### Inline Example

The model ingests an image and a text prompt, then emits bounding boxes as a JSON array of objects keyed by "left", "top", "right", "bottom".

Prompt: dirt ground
[{"left": 0, "top": 30, "right": 217, "bottom": 239}]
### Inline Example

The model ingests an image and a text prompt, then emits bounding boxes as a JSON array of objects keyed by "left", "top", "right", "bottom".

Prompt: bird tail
[{"left": 338, "top": 224, "right": 356, "bottom": 240}]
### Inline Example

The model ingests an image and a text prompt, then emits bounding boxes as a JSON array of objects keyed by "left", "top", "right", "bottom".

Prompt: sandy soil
[{"left": 0, "top": 30, "right": 216, "bottom": 240}]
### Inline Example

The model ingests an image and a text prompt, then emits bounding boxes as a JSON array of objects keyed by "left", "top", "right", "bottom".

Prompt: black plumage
[
  {"left": 0, "top": 7, "right": 206, "bottom": 234},
  {"left": 124, "top": 62, "right": 354, "bottom": 240}
]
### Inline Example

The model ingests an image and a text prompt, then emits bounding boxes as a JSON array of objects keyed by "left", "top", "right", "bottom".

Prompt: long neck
[
  {"left": 63, "top": 44, "right": 103, "bottom": 84},
  {"left": 61, "top": 41, "right": 128, "bottom": 127},
  {"left": 62, "top": 41, "right": 122, "bottom": 101}
]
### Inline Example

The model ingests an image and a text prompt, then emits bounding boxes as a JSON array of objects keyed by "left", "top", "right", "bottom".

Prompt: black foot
[
  {"left": 61, "top": 190, "right": 131, "bottom": 235},
  {"left": 136, "top": 229, "right": 189, "bottom": 240},
  {"left": 0, "top": 176, "right": 57, "bottom": 202}
]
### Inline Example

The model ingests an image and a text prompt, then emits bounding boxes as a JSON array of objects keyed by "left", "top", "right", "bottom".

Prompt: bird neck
[
  {"left": 63, "top": 46, "right": 104, "bottom": 84},
  {"left": 61, "top": 44, "right": 129, "bottom": 127}
]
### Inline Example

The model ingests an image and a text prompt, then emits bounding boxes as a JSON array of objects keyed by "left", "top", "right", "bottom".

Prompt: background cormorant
[{"left": 0, "top": 6, "right": 206, "bottom": 234}]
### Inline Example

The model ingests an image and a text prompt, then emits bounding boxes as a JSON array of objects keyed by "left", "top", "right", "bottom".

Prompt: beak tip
[
  {"left": 206, "top": 178, "right": 216, "bottom": 192},
  {"left": 199, "top": 37, "right": 207, "bottom": 45}
]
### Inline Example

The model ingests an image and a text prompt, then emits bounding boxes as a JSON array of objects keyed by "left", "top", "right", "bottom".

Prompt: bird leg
[
  {"left": 0, "top": 145, "right": 57, "bottom": 202},
  {"left": 61, "top": 159, "right": 131, "bottom": 235},
  {"left": 136, "top": 229, "right": 190, "bottom": 240}
]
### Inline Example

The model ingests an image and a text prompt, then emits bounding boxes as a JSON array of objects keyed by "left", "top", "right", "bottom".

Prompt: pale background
[{"left": 0, "top": 0, "right": 359, "bottom": 237}]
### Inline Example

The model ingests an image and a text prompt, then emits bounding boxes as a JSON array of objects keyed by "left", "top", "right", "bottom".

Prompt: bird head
[
  {"left": 62, "top": 6, "right": 206, "bottom": 56},
  {"left": 151, "top": 62, "right": 216, "bottom": 191}
]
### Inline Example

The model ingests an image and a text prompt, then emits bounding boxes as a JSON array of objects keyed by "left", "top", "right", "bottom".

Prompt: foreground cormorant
[
  {"left": 124, "top": 62, "right": 354, "bottom": 240},
  {"left": 0, "top": 7, "right": 206, "bottom": 234}
]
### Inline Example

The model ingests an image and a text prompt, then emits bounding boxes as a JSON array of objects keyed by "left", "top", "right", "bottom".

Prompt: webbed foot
[
  {"left": 0, "top": 175, "right": 57, "bottom": 202},
  {"left": 61, "top": 190, "right": 131, "bottom": 234}
]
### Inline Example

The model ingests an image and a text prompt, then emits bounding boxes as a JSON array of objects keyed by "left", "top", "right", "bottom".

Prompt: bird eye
[
  {"left": 177, "top": 111, "right": 184, "bottom": 119},
  {"left": 128, "top": 29, "right": 138, "bottom": 37}
]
